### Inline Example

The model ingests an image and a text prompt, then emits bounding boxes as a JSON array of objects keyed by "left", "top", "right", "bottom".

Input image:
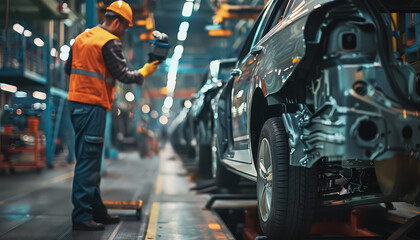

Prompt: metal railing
[{"left": 0, "top": 28, "right": 47, "bottom": 79}]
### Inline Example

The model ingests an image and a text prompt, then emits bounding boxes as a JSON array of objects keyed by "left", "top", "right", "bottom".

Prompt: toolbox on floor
[{"left": 103, "top": 200, "right": 143, "bottom": 220}]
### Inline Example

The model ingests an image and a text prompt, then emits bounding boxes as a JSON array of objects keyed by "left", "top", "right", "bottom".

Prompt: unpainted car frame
[{"left": 212, "top": 0, "right": 420, "bottom": 239}]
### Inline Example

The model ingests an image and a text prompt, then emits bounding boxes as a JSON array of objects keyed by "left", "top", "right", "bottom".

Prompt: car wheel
[
  {"left": 257, "top": 117, "right": 318, "bottom": 239},
  {"left": 196, "top": 127, "right": 212, "bottom": 179},
  {"left": 211, "top": 128, "right": 240, "bottom": 188}
]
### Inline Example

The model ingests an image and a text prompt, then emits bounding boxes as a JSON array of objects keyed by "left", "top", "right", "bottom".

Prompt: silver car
[{"left": 213, "top": 0, "right": 420, "bottom": 239}]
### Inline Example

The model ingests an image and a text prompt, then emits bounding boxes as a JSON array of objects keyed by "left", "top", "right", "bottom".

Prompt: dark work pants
[{"left": 69, "top": 101, "right": 108, "bottom": 223}]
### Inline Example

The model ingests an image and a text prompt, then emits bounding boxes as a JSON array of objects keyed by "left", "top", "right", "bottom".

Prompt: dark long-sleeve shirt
[{"left": 65, "top": 25, "right": 144, "bottom": 85}]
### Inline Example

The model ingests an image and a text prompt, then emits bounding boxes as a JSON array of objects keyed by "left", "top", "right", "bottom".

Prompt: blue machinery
[{"left": 0, "top": 1, "right": 102, "bottom": 168}]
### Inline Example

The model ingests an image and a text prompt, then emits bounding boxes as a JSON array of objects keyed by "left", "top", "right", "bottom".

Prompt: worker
[{"left": 64, "top": 1, "right": 159, "bottom": 231}]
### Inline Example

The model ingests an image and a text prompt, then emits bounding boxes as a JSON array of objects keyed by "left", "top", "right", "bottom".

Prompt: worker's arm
[
  {"left": 103, "top": 40, "right": 148, "bottom": 85},
  {"left": 64, "top": 49, "right": 72, "bottom": 76}
]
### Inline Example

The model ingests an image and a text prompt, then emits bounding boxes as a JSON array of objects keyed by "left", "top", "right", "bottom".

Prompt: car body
[
  {"left": 185, "top": 58, "right": 236, "bottom": 177},
  {"left": 169, "top": 104, "right": 195, "bottom": 157},
  {"left": 213, "top": 0, "right": 420, "bottom": 238}
]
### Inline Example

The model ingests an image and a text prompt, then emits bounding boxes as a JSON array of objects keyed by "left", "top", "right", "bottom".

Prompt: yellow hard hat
[{"left": 106, "top": 1, "right": 133, "bottom": 27}]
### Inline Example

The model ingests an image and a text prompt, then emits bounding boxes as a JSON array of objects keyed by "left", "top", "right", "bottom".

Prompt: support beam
[
  {"left": 44, "top": 35, "right": 53, "bottom": 168},
  {"left": 86, "top": 0, "right": 97, "bottom": 28},
  {"left": 49, "top": 98, "right": 65, "bottom": 167}
]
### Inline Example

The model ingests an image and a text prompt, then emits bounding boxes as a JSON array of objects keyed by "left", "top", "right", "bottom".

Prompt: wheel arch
[{"left": 249, "top": 88, "right": 284, "bottom": 167}]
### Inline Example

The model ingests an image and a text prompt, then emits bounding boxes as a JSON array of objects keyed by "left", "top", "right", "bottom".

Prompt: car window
[
  {"left": 264, "top": 0, "right": 290, "bottom": 33},
  {"left": 237, "top": 0, "right": 273, "bottom": 62},
  {"left": 283, "top": 0, "right": 305, "bottom": 18},
  {"left": 250, "top": 0, "right": 277, "bottom": 47}
]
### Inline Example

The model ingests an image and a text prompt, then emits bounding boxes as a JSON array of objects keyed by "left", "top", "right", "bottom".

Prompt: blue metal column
[
  {"left": 406, "top": 14, "right": 409, "bottom": 46},
  {"left": 134, "top": 85, "right": 142, "bottom": 139},
  {"left": 86, "top": 0, "right": 97, "bottom": 28},
  {"left": 415, "top": 14, "right": 420, "bottom": 44},
  {"left": 49, "top": 98, "right": 65, "bottom": 165},
  {"left": 44, "top": 35, "right": 54, "bottom": 168}
]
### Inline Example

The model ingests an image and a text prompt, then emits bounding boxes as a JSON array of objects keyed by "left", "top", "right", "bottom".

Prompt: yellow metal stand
[{"left": 103, "top": 200, "right": 143, "bottom": 220}]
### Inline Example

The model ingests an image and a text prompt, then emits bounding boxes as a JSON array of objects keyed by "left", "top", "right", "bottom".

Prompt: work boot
[
  {"left": 72, "top": 220, "right": 104, "bottom": 231},
  {"left": 94, "top": 214, "right": 120, "bottom": 224}
]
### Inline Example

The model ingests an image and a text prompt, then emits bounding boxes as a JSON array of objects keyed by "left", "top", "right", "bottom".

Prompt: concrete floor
[
  {"left": 0, "top": 144, "right": 233, "bottom": 240},
  {"left": 1, "top": 143, "right": 420, "bottom": 240}
]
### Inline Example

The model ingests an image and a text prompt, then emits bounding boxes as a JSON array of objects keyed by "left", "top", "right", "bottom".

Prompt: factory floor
[
  {"left": 2, "top": 143, "right": 420, "bottom": 240},
  {"left": 0, "top": 144, "right": 233, "bottom": 240}
]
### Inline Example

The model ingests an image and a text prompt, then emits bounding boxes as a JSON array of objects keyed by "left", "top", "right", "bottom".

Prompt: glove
[{"left": 139, "top": 61, "right": 159, "bottom": 78}]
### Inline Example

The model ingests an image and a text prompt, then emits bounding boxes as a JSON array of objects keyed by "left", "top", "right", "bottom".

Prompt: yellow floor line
[
  {"left": 145, "top": 202, "right": 160, "bottom": 240},
  {"left": 51, "top": 171, "right": 74, "bottom": 183},
  {"left": 155, "top": 175, "right": 162, "bottom": 195},
  {"left": 402, "top": 207, "right": 420, "bottom": 215},
  {"left": 108, "top": 222, "right": 122, "bottom": 240}
]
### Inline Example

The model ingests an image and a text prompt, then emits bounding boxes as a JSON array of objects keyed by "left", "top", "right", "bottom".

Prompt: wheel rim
[
  {"left": 258, "top": 138, "right": 273, "bottom": 222},
  {"left": 195, "top": 130, "right": 200, "bottom": 163},
  {"left": 211, "top": 133, "right": 217, "bottom": 178}
]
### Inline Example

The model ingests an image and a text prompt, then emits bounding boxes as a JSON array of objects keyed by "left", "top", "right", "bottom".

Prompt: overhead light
[
  {"left": 159, "top": 115, "right": 168, "bottom": 125},
  {"left": 125, "top": 92, "right": 135, "bottom": 102},
  {"left": 61, "top": 45, "right": 70, "bottom": 53},
  {"left": 167, "top": 61, "right": 178, "bottom": 94},
  {"left": 177, "top": 31, "right": 187, "bottom": 41},
  {"left": 208, "top": 29, "right": 232, "bottom": 37},
  {"left": 182, "top": 2, "right": 193, "bottom": 17},
  {"left": 205, "top": 24, "right": 221, "bottom": 31},
  {"left": 165, "top": 58, "right": 172, "bottom": 66},
  {"left": 162, "top": 106, "right": 169, "bottom": 113},
  {"left": 60, "top": 51, "right": 69, "bottom": 61},
  {"left": 210, "top": 60, "right": 220, "bottom": 77},
  {"left": 50, "top": 48, "right": 57, "bottom": 57},
  {"left": 194, "top": 1, "right": 201, "bottom": 11},
  {"left": 186, "top": 0, "right": 194, "bottom": 2},
  {"left": 179, "top": 22, "right": 189, "bottom": 32},
  {"left": 13, "top": 24, "right": 24, "bottom": 34},
  {"left": 150, "top": 110, "right": 158, "bottom": 119},
  {"left": 33, "top": 102, "right": 42, "bottom": 110},
  {"left": 15, "top": 91, "right": 27, "bottom": 98},
  {"left": 163, "top": 96, "right": 173, "bottom": 109},
  {"left": 34, "top": 38, "right": 44, "bottom": 47},
  {"left": 64, "top": 19, "right": 73, "bottom": 27},
  {"left": 33, "top": 91, "right": 47, "bottom": 100},
  {"left": 184, "top": 100, "right": 192, "bottom": 109},
  {"left": 23, "top": 30, "right": 32, "bottom": 37},
  {"left": 0, "top": 83, "right": 17, "bottom": 93},
  {"left": 173, "top": 45, "right": 184, "bottom": 59},
  {"left": 142, "top": 105, "right": 151, "bottom": 113}
]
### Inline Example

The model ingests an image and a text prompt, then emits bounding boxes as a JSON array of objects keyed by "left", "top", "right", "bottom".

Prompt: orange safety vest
[{"left": 68, "top": 26, "right": 119, "bottom": 110}]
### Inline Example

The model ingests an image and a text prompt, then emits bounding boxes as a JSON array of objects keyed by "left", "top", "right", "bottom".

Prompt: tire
[
  {"left": 211, "top": 129, "right": 240, "bottom": 188},
  {"left": 196, "top": 128, "right": 212, "bottom": 178},
  {"left": 257, "top": 117, "right": 318, "bottom": 240}
]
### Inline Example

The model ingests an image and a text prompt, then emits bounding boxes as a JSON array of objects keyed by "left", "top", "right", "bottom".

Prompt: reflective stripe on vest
[{"left": 71, "top": 68, "right": 114, "bottom": 84}]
